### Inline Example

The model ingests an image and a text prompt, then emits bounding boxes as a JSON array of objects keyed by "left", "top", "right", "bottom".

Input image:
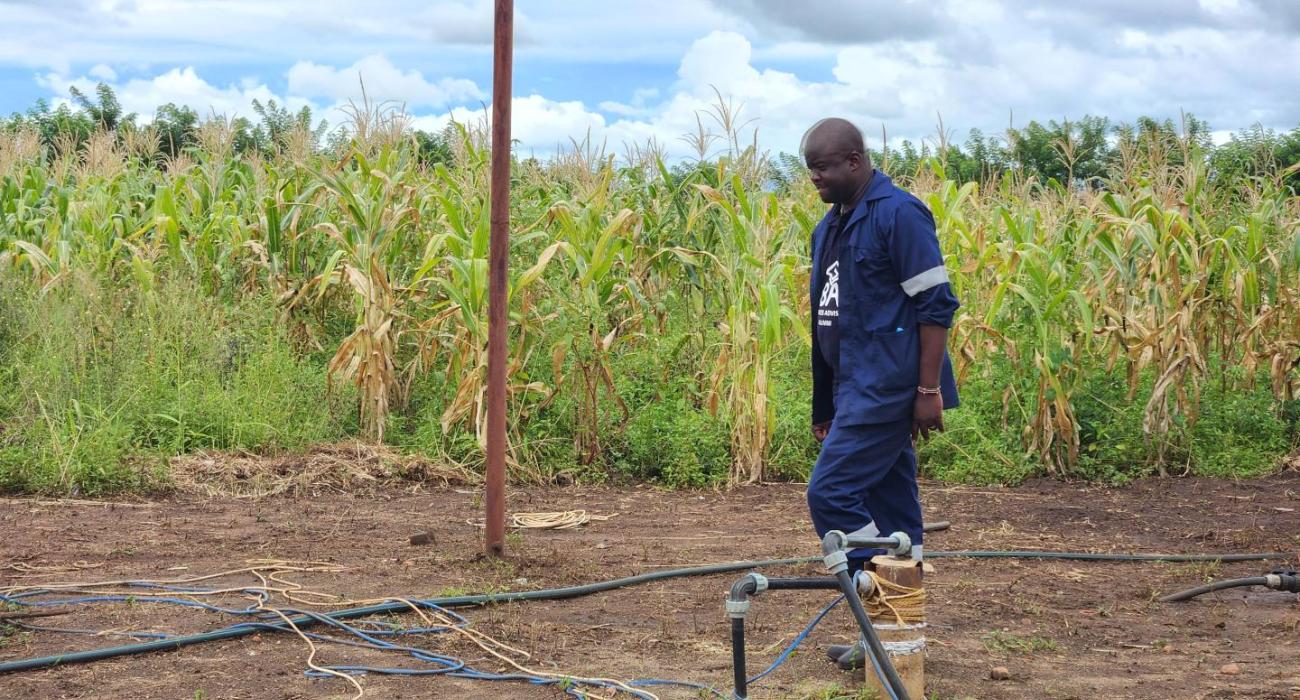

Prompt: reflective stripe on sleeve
[{"left": 900, "top": 265, "right": 949, "bottom": 296}]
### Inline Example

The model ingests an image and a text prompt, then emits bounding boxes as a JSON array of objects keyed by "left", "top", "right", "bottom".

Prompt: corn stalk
[{"left": 694, "top": 165, "right": 800, "bottom": 484}]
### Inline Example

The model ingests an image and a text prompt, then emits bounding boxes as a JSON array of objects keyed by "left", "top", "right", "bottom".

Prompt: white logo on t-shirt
[{"left": 817, "top": 261, "right": 839, "bottom": 327}]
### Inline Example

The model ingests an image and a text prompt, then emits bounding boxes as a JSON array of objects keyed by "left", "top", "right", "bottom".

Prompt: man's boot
[
  {"left": 824, "top": 565, "right": 876, "bottom": 669},
  {"left": 823, "top": 640, "right": 867, "bottom": 670}
]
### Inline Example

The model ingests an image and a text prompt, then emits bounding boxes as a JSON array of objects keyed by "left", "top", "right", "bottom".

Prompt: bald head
[
  {"left": 800, "top": 117, "right": 866, "bottom": 158},
  {"left": 802, "top": 117, "right": 872, "bottom": 205}
]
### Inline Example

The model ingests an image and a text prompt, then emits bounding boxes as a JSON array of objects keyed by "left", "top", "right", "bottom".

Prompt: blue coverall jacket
[{"left": 810, "top": 172, "right": 961, "bottom": 427}]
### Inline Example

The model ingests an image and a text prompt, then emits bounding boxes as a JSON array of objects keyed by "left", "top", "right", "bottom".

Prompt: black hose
[
  {"left": 0, "top": 556, "right": 815, "bottom": 675},
  {"left": 727, "top": 575, "right": 759, "bottom": 699},
  {"left": 731, "top": 617, "right": 747, "bottom": 699},
  {"left": 765, "top": 576, "right": 842, "bottom": 590},
  {"left": 834, "top": 568, "right": 909, "bottom": 700},
  {"left": 1160, "top": 574, "right": 1300, "bottom": 603},
  {"left": 1, "top": 549, "right": 1289, "bottom": 675},
  {"left": 726, "top": 574, "right": 841, "bottom": 698},
  {"left": 928, "top": 551, "right": 1288, "bottom": 562},
  {"left": 1159, "top": 576, "right": 1270, "bottom": 602}
]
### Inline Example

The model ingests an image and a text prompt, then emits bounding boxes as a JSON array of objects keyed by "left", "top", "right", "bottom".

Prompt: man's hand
[
  {"left": 912, "top": 393, "right": 944, "bottom": 441},
  {"left": 812, "top": 421, "right": 832, "bottom": 443},
  {"left": 914, "top": 323, "right": 948, "bottom": 442}
]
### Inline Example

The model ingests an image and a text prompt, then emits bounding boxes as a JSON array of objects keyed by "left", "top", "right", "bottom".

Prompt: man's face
[{"left": 804, "top": 147, "right": 863, "bottom": 204}]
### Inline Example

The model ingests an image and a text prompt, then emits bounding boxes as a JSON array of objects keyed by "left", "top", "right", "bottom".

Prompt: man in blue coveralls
[{"left": 801, "top": 118, "right": 960, "bottom": 670}]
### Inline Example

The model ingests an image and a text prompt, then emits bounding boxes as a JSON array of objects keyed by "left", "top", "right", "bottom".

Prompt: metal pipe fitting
[{"left": 821, "top": 530, "right": 849, "bottom": 555}]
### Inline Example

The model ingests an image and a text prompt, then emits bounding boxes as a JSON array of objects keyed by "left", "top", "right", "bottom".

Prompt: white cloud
[
  {"left": 504, "top": 20, "right": 1300, "bottom": 158},
  {"left": 36, "top": 67, "right": 301, "bottom": 121},
  {"left": 1250, "top": 0, "right": 1300, "bottom": 30},
  {"left": 425, "top": 0, "right": 494, "bottom": 44},
  {"left": 9, "top": 0, "right": 1300, "bottom": 161},
  {"left": 0, "top": 0, "right": 729, "bottom": 74},
  {"left": 598, "top": 88, "right": 661, "bottom": 117},
  {"left": 88, "top": 63, "right": 116, "bottom": 81},
  {"left": 421, "top": 0, "right": 537, "bottom": 45},
  {"left": 704, "top": 0, "right": 941, "bottom": 43},
  {"left": 598, "top": 101, "right": 645, "bottom": 118},
  {"left": 414, "top": 31, "right": 942, "bottom": 159},
  {"left": 287, "top": 55, "right": 482, "bottom": 109},
  {"left": 425, "top": 95, "right": 608, "bottom": 153}
]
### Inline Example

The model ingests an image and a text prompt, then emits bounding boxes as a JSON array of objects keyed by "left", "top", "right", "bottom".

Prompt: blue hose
[
  {"left": 2, "top": 560, "right": 811, "bottom": 697},
  {"left": 746, "top": 594, "right": 844, "bottom": 686},
  {"left": 2, "top": 548, "right": 1290, "bottom": 695},
  {"left": 0, "top": 556, "right": 818, "bottom": 678}
]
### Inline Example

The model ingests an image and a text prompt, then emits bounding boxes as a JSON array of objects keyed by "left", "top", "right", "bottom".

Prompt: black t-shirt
[{"left": 815, "top": 205, "right": 852, "bottom": 375}]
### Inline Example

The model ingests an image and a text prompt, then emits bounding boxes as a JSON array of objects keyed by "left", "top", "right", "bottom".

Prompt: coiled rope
[
  {"left": 859, "top": 571, "right": 926, "bottom": 627},
  {"left": 511, "top": 510, "right": 617, "bottom": 529}
]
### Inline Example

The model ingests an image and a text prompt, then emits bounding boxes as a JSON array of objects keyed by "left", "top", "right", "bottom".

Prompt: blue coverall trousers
[{"left": 806, "top": 418, "right": 923, "bottom": 570}]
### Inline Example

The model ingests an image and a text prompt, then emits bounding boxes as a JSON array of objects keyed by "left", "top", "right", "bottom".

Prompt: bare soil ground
[{"left": 2, "top": 472, "right": 1299, "bottom": 700}]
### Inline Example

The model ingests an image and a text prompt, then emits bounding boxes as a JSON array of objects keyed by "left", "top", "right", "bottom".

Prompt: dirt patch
[
  {"left": 168, "top": 442, "right": 474, "bottom": 497},
  {"left": 2, "top": 473, "right": 1298, "bottom": 699}
]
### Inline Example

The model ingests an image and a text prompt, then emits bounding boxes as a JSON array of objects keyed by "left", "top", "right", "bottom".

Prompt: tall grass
[
  {"left": 0, "top": 275, "right": 353, "bottom": 493},
  {"left": 0, "top": 106, "right": 1297, "bottom": 493}
]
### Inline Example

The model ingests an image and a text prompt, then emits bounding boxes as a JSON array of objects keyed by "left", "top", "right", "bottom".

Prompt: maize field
[{"left": 0, "top": 111, "right": 1297, "bottom": 494}]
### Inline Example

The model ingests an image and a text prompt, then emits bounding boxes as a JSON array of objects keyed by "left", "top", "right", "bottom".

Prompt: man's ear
[{"left": 847, "top": 151, "right": 863, "bottom": 171}]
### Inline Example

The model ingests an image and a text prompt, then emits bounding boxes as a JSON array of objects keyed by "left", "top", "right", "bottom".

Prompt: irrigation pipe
[
  {"left": 0, "top": 556, "right": 814, "bottom": 675},
  {"left": 1159, "top": 573, "right": 1300, "bottom": 602},
  {"left": 927, "top": 551, "right": 1290, "bottom": 562},
  {"left": 0, "top": 549, "right": 1290, "bottom": 676}
]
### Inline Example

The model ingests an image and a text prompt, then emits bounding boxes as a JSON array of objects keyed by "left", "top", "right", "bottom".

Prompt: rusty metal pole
[{"left": 485, "top": 0, "right": 513, "bottom": 557}]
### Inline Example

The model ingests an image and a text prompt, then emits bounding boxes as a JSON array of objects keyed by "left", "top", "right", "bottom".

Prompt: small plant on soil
[
  {"left": 796, "top": 682, "right": 883, "bottom": 700},
  {"left": 0, "top": 622, "right": 30, "bottom": 648}
]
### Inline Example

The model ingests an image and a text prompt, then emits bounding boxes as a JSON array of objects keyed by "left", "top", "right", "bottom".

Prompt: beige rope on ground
[
  {"left": 0, "top": 497, "right": 154, "bottom": 509},
  {"left": 262, "top": 606, "right": 366, "bottom": 700},
  {"left": 859, "top": 571, "right": 926, "bottom": 627},
  {"left": 5, "top": 561, "right": 105, "bottom": 577},
  {"left": 510, "top": 510, "right": 617, "bottom": 529}
]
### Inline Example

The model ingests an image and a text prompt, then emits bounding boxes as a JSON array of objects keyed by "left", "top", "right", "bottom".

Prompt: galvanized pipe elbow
[
  {"left": 821, "top": 530, "right": 849, "bottom": 556},
  {"left": 727, "top": 573, "right": 769, "bottom": 618},
  {"left": 821, "top": 530, "right": 850, "bottom": 575}
]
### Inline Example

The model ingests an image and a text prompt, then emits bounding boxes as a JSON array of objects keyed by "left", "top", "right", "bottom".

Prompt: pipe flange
[
  {"left": 725, "top": 599, "right": 751, "bottom": 619},
  {"left": 855, "top": 570, "right": 876, "bottom": 596},
  {"left": 750, "top": 573, "right": 769, "bottom": 594},
  {"left": 1266, "top": 574, "right": 1282, "bottom": 590},
  {"left": 886, "top": 531, "right": 912, "bottom": 557},
  {"left": 823, "top": 550, "right": 849, "bottom": 574},
  {"left": 881, "top": 636, "right": 927, "bottom": 657}
]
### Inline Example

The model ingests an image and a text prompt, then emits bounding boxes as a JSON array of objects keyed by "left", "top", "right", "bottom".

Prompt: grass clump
[{"left": 0, "top": 275, "right": 353, "bottom": 494}]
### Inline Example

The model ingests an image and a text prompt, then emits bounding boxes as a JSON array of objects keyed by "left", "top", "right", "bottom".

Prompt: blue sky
[{"left": 2, "top": 0, "right": 1299, "bottom": 158}]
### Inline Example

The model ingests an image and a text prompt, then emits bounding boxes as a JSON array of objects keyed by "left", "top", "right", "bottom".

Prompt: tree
[
  {"left": 1211, "top": 124, "right": 1300, "bottom": 192},
  {"left": 247, "top": 99, "right": 327, "bottom": 155},
  {"left": 1113, "top": 113, "right": 1212, "bottom": 170},
  {"left": 69, "top": 83, "right": 133, "bottom": 132},
  {"left": 153, "top": 103, "right": 199, "bottom": 160},
  {"left": 9, "top": 99, "right": 95, "bottom": 153},
  {"left": 878, "top": 138, "right": 927, "bottom": 178},
  {"left": 768, "top": 151, "right": 806, "bottom": 193},
  {"left": 1007, "top": 116, "right": 1111, "bottom": 184},
  {"left": 964, "top": 129, "right": 1011, "bottom": 182},
  {"left": 414, "top": 127, "right": 454, "bottom": 167}
]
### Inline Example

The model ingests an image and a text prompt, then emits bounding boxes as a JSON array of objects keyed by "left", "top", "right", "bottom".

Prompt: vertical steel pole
[{"left": 485, "top": 0, "right": 513, "bottom": 557}]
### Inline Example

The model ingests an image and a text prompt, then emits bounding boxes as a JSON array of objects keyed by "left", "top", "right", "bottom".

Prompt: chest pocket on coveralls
[{"left": 851, "top": 237, "right": 891, "bottom": 299}]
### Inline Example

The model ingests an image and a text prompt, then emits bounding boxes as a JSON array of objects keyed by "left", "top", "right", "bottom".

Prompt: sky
[{"left": 1, "top": 0, "right": 1299, "bottom": 158}]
